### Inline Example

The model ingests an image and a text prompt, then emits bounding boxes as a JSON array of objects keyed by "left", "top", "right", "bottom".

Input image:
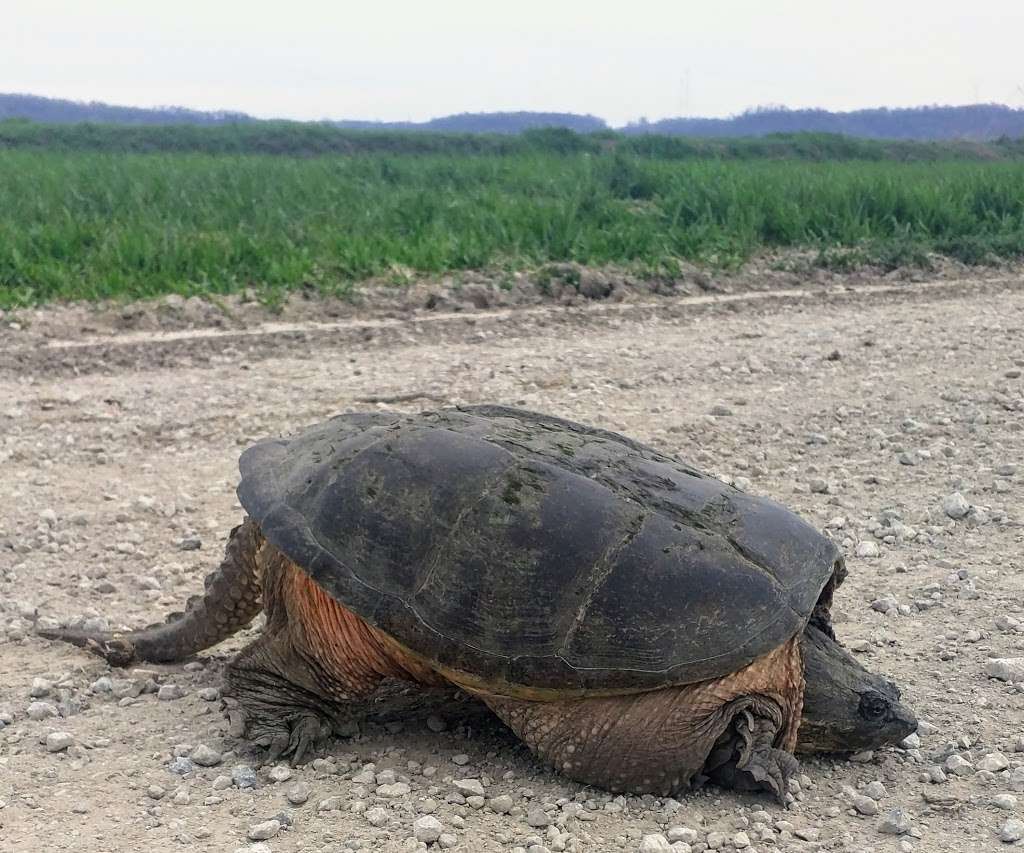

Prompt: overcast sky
[{"left": 4, "top": 1, "right": 1024, "bottom": 125}]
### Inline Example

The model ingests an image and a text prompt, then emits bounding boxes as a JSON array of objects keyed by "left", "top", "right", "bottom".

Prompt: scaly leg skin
[
  {"left": 223, "top": 545, "right": 443, "bottom": 764},
  {"left": 38, "top": 518, "right": 265, "bottom": 665},
  {"left": 475, "top": 636, "right": 803, "bottom": 802}
]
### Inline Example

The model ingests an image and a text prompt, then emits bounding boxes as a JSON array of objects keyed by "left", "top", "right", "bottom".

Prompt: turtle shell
[{"left": 237, "top": 405, "right": 840, "bottom": 695}]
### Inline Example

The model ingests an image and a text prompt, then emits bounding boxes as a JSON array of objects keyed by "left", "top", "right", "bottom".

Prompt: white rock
[
  {"left": 978, "top": 752, "right": 1010, "bottom": 772},
  {"left": 900, "top": 733, "right": 921, "bottom": 749},
  {"left": 29, "top": 678, "right": 53, "bottom": 698},
  {"left": 267, "top": 765, "right": 292, "bottom": 783},
  {"left": 1000, "top": 819, "right": 1024, "bottom": 843},
  {"left": 286, "top": 783, "right": 311, "bottom": 805},
  {"left": 877, "top": 808, "right": 911, "bottom": 835},
  {"left": 365, "top": 806, "right": 388, "bottom": 827},
  {"left": 376, "top": 782, "right": 411, "bottom": 798},
  {"left": 453, "top": 778, "right": 485, "bottom": 797},
  {"left": 851, "top": 794, "right": 879, "bottom": 815},
  {"left": 944, "top": 754, "right": 974, "bottom": 776},
  {"left": 667, "top": 827, "right": 699, "bottom": 844},
  {"left": 190, "top": 744, "right": 223, "bottom": 767},
  {"left": 993, "top": 794, "right": 1018, "bottom": 810},
  {"left": 45, "top": 731, "right": 74, "bottom": 752},
  {"left": 638, "top": 834, "right": 673, "bottom": 853},
  {"left": 488, "top": 794, "right": 514, "bottom": 813},
  {"left": 27, "top": 701, "right": 59, "bottom": 720},
  {"left": 986, "top": 658, "right": 1024, "bottom": 682},
  {"left": 942, "top": 492, "right": 971, "bottom": 519},
  {"left": 247, "top": 820, "right": 280, "bottom": 841},
  {"left": 413, "top": 815, "right": 444, "bottom": 844},
  {"left": 855, "top": 540, "right": 881, "bottom": 558}
]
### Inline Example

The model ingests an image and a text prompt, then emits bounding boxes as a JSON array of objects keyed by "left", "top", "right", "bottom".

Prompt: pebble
[
  {"left": 29, "top": 677, "right": 54, "bottom": 698},
  {"left": 366, "top": 806, "right": 388, "bottom": 827},
  {"left": 157, "top": 684, "right": 184, "bottom": 701},
  {"left": 190, "top": 744, "right": 223, "bottom": 767},
  {"left": 212, "top": 775, "right": 232, "bottom": 790},
  {"left": 451, "top": 754, "right": 470, "bottom": 766},
  {"left": 27, "top": 701, "right": 59, "bottom": 721},
  {"left": 376, "top": 782, "right": 411, "bottom": 797},
  {"left": 413, "top": 815, "right": 444, "bottom": 844},
  {"left": 197, "top": 687, "right": 220, "bottom": 701},
  {"left": 45, "top": 731, "right": 74, "bottom": 752},
  {"left": 710, "top": 404, "right": 733, "bottom": 416},
  {"left": 985, "top": 658, "right": 1024, "bottom": 682},
  {"left": 871, "top": 595, "right": 899, "bottom": 614},
  {"left": 454, "top": 778, "right": 485, "bottom": 797},
  {"left": 978, "top": 752, "right": 1010, "bottom": 772},
  {"left": 851, "top": 794, "right": 879, "bottom": 815},
  {"left": 438, "top": 834, "right": 458, "bottom": 848},
  {"left": 167, "top": 757, "right": 195, "bottom": 775},
  {"left": 426, "top": 715, "right": 447, "bottom": 732},
  {"left": 993, "top": 795, "right": 1018, "bottom": 810},
  {"left": 855, "top": 540, "right": 881, "bottom": 558},
  {"left": 877, "top": 808, "right": 911, "bottom": 835},
  {"left": 942, "top": 492, "right": 971, "bottom": 520},
  {"left": 944, "top": 754, "right": 974, "bottom": 776},
  {"left": 488, "top": 794, "right": 514, "bottom": 814},
  {"left": 247, "top": 820, "right": 281, "bottom": 841},
  {"left": 287, "top": 783, "right": 311, "bottom": 805},
  {"left": 232, "top": 765, "right": 257, "bottom": 789},
  {"left": 901, "top": 733, "right": 921, "bottom": 749},
  {"left": 864, "top": 781, "right": 888, "bottom": 800},
  {"left": 267, "top": 765, "right": 292, "bottom": 783},
  {"left": 1000, "top": 819, "right": 1024, "bottom": 843},
  {"left": 667, "top": 827, "right": 699, "bottom": 844},
  {"left": 147, "top": 785, "right": 166, "bottom": 800},
  {"left": 527, "top": 807, "right": 552, "bottom": 828},
  {"left": 638, "top": 834, "right": 672, "bottom": 852}
]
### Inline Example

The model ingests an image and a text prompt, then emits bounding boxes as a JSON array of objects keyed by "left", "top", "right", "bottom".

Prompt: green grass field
[{"left": 3, "top": 141, "right": 1024, "bottom": 308}]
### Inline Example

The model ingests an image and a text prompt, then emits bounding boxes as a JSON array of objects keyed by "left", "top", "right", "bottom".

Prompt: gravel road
[{"left": 1, "top": 271, "right": 1022, "bottom": 852}]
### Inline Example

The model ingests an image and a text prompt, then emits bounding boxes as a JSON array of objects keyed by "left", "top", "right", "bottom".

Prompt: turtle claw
[{"left": 227, "top": 703, "right": 328, "bottom": 767}]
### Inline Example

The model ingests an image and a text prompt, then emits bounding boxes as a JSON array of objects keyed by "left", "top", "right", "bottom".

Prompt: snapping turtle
[{"left": 42, "top": 406, "right": 915, "bottom": 800}]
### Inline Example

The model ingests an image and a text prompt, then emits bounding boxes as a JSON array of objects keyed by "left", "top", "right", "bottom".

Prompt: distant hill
[
  {"left": 0, "top": 93, "right": 252, "bottom": 125},
  {"left": 624, "top": 104, "right": 1024, "bottom": 141},
  {"left": 3, "top": 93, "right": 1024, "bottom": 140}
]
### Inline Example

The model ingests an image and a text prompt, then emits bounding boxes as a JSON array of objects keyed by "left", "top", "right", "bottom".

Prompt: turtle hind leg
[
  {"left": 223, "top": 545, "right": 442, "bottom": 764},
  {"left": 471, "top": 636, "right": 804, "bottom": 801},
  {"left": 38, "top": 518, "right": 264, "bottom": 664}
]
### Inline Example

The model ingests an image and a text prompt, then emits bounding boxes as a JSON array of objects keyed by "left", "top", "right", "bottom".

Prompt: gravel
[{"left": 4, "top": 272, "right": 1023, "bottom": 853}]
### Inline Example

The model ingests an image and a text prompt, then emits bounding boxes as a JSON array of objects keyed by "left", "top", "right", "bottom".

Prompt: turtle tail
[{"left": 38, "top": 519, "right": 265, "bottom": 666}]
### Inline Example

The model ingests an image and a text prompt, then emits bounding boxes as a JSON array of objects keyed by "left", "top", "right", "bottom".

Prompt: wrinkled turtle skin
[{"left": 237, "top": 405, "right": 842, "bottom": 696}]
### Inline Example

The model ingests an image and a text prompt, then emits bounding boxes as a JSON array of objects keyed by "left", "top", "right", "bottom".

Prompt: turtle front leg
[
  {"left": 473, "top": 636, "right": 803, "bottom": 801},
  {"left": 224, "top": 635, "right": 342, "bottom": 765}
]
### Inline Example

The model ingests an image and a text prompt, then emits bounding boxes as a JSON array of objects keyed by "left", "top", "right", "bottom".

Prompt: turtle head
[{"left": 795, "top": 624, "right": 917, "bottom": 754}]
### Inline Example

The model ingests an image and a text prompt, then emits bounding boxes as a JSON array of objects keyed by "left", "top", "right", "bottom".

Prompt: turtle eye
[{"left": 858, "top": 692, "right": 889, "bottom": 721}]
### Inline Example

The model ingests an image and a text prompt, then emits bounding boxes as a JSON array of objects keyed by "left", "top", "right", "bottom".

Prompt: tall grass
[{"left": 3, "top": 150, "right": 1024, "bottom": 307}]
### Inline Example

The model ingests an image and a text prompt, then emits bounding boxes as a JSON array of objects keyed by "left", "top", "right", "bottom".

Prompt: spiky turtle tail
[{"left": 38, "top": 519, "right": 265, "bottom": 666}]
